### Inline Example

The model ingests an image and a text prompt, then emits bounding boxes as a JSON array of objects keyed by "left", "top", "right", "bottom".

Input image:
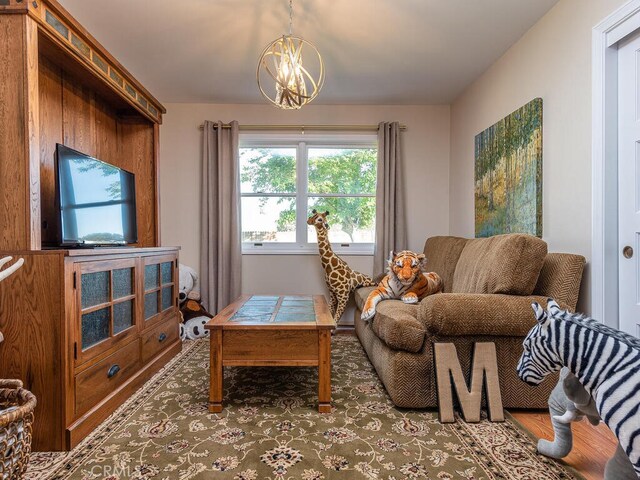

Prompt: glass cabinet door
[
  {"left": 143, "top": 256, "right": 176, "bottom": 327},
  {"left": 76, "top": 259, "right": 137, "bottom": 364}
]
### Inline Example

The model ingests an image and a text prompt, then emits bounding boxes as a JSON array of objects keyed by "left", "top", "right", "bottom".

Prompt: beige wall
[
  {"left": 449, "top": 0, "right": 627, "bottom": 312},
  {"left": 159, "top": 0, "right": 628, "bottom": 318},
  {"left": 160, "top": 103, "right": 450, "bottom": 321}
]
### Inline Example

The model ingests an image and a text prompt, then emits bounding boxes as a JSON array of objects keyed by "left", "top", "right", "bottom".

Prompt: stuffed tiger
[{"left": 361, "top": 250, "right": 443, "bottom": 321}]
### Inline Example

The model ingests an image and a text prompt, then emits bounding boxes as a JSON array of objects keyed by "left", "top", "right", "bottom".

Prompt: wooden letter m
[{"left": 433, "top": 342, "right": 504, "bottom": 423}]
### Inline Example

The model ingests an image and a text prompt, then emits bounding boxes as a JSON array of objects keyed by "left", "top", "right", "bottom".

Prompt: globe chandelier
[{"left": 256, "top": 0, "right": 325, "bottom": 109}]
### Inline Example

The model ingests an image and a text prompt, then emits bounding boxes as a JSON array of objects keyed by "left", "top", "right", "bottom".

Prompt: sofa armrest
[{"left": 418, "top": 293, "right": 565, "bottom": 337}]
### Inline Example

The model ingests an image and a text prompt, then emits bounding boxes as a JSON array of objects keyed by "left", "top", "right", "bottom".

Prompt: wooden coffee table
[{"left": 205, "top": 295, "right": 336, "bottom": 413}]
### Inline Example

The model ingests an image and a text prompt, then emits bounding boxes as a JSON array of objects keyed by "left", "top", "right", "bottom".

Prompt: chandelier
[{"left": 256, "top": 0, "right": 325, "bottom": 109}]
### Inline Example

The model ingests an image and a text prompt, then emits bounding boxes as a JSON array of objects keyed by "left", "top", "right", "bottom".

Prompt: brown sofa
[{"left": 354, "top": 234, "right": 585, "bottom": 409}]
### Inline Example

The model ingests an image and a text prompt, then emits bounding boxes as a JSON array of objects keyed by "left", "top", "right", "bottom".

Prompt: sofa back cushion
[
  {"left": 533, "top": 253, "right": 585, "bottom": 311},
  {"left": 451, "top": 234, "right": 547, "bottom": 295},
  {"left": 422, "top": 236, "right": 468, "bottom": 293}
]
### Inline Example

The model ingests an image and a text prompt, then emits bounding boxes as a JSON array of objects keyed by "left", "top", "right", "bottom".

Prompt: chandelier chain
[{"left": 289, "top": 0, "right": 293, "bottom": 35}]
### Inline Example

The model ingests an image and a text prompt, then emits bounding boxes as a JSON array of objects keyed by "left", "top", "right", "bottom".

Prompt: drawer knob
[
  {"left": 158, "top": 332, "right": 167, "bottom": 342},
  {"left": 107, "top": 364, "right": 120, "bottom": 378}
]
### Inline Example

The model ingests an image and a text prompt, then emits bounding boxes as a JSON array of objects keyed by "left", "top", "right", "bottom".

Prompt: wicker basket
[{"left": 0, "top": 380, "right": 36, "bottom": 480}]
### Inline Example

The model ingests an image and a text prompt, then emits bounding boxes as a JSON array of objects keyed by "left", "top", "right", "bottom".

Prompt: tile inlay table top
[{"left": 205, "top": 295, "right": 336, "bottom": 413}]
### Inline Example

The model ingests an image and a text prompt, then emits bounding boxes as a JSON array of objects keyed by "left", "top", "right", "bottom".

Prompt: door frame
[{"left": 592, "top": 0, "right": 640, "bottom": 327}]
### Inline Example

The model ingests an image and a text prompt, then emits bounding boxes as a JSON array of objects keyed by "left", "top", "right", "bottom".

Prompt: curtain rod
[{"left": 197, "top": 123, "right": 407, "bottom": 132}]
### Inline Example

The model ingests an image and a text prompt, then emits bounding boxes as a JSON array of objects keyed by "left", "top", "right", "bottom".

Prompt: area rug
[{"left": 26, "top": 336, "right": 580, "bottom": 480}]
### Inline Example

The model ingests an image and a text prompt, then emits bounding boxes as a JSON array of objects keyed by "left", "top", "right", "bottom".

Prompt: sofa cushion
[
  {"left": 423, "top": 236, "right": 468, "bottom": 293},
  {"left": 354, "top": 286, "right": 376, "bottom": 311},
  {"left": 451, "top": 234, "right": 547, "bottom": 295},
  {"left": 419, "top": 293, "right": 555, "bottom": 337},
  {"left": 369, "top": 301, "right": 426, "bottom": 353},
  {"left": 533, "top": 253, "right": 585, "bottom": 311}
]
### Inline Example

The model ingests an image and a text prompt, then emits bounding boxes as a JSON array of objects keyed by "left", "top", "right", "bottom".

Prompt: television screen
[{"left": 55, "top": 144, "right": 137, "bottom": 246}]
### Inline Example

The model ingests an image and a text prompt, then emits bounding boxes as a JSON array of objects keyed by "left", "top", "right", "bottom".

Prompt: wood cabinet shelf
[
  {"left": 0, "top": 247, "right": 181, "bottom": 451},
  {"left": 0, "top": 0, "right": 178, "bottom": 452},
  {"left": 0, "top": 0, "right": 165, "bottom": 252}
]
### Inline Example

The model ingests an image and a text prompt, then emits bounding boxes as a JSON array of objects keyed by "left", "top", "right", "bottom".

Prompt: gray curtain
[
  {"left": 200, "top": 120, "right": 241, "bottom": 313},
  {"left": 373, "top": 121, "right": 407, "bottom": 277}
]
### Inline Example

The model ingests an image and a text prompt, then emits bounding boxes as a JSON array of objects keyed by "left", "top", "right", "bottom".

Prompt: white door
[{"left": 618, "top": 31, "right": 640, "bottom": 338}]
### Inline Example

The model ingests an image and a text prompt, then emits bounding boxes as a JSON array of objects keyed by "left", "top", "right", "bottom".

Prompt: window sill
[{"left": 242, "top": 246, "right": 374, "bottom": 256}]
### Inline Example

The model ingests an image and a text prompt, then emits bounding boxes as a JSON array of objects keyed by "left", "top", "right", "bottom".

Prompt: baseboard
[{"left": 334, "top": 325, "right": 355, "bottom": 335}]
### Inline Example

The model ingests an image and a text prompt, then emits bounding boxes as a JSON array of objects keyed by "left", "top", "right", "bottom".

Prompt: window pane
[
  {"left": 144, "top": 291, "right": 159, "bottom": 319},
  {"left": 240, "top": 147, "right": 296, "bottom": 193},
  {"left": 113, "top": 300, "right": 134, "bottom": 334},
  {"left": 113, "top": 268, "right": 133, "bottom": 299},
  {"left": 161, "top": 262, "right": 172, "bottom": 285},
  {"left": 308, "top": 148, "right": 377, "bottom": 195},
  {"left": 81, "top": 271, "right": 109, "bottom": 309},
  {"left": 241, "top": 197, "right": 296, "bottom": 242},
  {"left": 308, "top": 197, "right": 375, "bottom": 244},
  {"left": 81, "top": 307, "right": 110, "bottom": 349},
  {"left": 161, "top": 286, "right": 173, "bottom": 311},
  {"left": 145, "top": 264, "right": 159, "bottom": 291}
]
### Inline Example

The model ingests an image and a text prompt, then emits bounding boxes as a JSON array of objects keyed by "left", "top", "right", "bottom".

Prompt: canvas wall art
[{"left": 474, "top": 97, "right": 542, "bottom": 237}]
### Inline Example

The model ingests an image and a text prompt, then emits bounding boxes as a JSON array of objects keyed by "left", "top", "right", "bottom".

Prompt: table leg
[
  {"left": 318, "top": 329, "right": 332, "bottom": 413},
  {"left": 209, "top": 329, "right": 223, "bottom": 413}
]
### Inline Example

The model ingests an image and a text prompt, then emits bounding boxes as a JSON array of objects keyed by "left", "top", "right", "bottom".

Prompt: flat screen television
[{"left": 54, "top": 144, "right": 137, "bottom": 247}]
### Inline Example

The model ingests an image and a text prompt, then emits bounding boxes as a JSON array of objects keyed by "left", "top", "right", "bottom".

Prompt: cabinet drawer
[
  {"left": 142, "top": 316, "right": 179, "bottom": 364},
  {"left": 75, "top": 339, "right": 141, "bottom": 417}
]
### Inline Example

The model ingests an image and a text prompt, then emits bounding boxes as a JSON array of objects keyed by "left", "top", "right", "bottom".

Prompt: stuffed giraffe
[{"left": 307, "top": 210, "right": 375, "bottom": 321}]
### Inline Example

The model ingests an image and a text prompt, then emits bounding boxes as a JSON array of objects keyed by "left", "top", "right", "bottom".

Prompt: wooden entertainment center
[{"left": 0, "top": 0, "right": 181, "bottom": 451}]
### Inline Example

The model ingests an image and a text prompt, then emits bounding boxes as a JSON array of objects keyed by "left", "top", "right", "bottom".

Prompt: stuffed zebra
[
  {"left": 539, "top": 367, "right": 635, "bottom": 479},
  {"left": 517, "top": 300, "right": 640, "bottom": 478}
]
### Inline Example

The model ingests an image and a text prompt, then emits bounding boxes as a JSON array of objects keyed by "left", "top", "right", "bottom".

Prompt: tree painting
[{"left": 475, "top": 98, "right": 542, "bottom": 237}]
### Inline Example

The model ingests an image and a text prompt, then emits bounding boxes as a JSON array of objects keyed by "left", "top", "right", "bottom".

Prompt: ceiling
[{"left": 58, "top": 0, "right": 559, "bottom": 105}]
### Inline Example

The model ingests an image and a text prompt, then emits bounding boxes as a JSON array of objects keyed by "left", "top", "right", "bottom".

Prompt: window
[{"left": 240, "top": 134, "right": 377, "bottom": 254}]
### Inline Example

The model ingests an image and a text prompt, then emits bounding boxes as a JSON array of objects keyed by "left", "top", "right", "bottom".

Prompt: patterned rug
[{"left": 26, "top": 336, "right": 580, "bottom": 480}]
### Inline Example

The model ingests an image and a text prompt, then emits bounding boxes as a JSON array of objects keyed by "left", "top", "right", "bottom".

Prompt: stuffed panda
[
  {"left": 178, "top": 263, "right": 200, "bottom": 304},
  {"left": 180, "top": 298, "right": 212, "bottom": 340},
  {"left": 183, "top": 317, "right": 209, "bottom": 340}
]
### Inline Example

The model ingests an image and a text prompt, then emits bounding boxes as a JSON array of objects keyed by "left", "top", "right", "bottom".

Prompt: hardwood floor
[{"left": 511, "top": 411, "right": 618, "bottom": 480}]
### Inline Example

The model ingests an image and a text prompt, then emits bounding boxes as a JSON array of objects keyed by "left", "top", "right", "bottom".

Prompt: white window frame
[{"left": 239, "top": 133, "right": 378, "bottom": 255}]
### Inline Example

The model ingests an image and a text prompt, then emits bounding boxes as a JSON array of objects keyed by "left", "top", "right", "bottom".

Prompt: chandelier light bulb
[{"left": 256, "top": 1, "right": 324, "bottom": 109}]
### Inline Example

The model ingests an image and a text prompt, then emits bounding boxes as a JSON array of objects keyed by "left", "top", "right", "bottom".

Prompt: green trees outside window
[{"left": 240, "top": 143, "right": 377, "bottom": 248}]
